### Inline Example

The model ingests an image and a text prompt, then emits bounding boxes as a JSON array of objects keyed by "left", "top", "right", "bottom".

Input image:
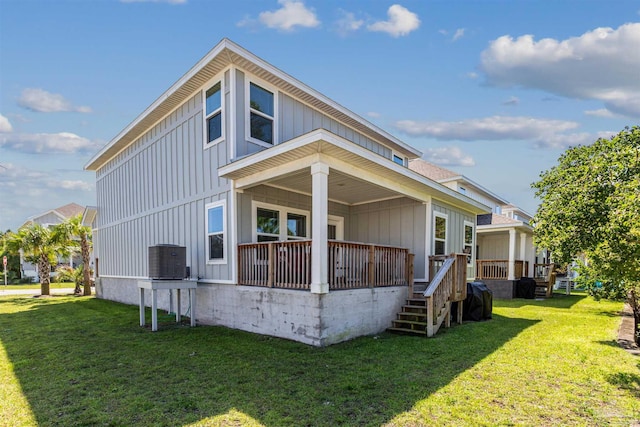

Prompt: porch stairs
[{"left": 388, "top": 254, "right": 467, "bottom": 337}]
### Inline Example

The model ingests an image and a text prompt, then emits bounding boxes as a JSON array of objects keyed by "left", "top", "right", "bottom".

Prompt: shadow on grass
[
  {"left": 1, "top": 296, "right": 538, "bottom": 426},
  {"left": 494, "top": 292, "right": 586, "bottom": 310}
]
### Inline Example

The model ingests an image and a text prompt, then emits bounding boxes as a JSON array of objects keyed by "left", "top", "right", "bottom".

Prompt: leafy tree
[
  {"left": 6, "top": 223, "right": 70, "bottom": 295},
  {"left": 532, "top": 126, "right": 640, "bottom": 344}
]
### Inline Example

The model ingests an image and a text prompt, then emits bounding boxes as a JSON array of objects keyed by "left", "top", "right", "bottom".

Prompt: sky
[{"left": 0, "top": 0, "right": 638, "bottom": 231}]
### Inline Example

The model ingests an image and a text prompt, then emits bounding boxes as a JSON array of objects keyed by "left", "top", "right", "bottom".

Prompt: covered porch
[{"left": 220, "top": 129, "right": 487, "bottom": 293}]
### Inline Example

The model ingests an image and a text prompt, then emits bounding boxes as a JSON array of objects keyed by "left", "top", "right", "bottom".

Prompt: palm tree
[
  {"left": 64, "top": 215, "right": 93, "bottom": 296},
  {"left": 6, "top": 223, "right": 69, "bottom": 296}
]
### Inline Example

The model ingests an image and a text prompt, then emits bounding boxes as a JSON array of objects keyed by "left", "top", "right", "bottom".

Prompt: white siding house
[
  {"left": 409, "top": 159, "right": 540, "bottom": 298},
  {"left": 85, "top": 39, "right": 489, "bottom": 345}
]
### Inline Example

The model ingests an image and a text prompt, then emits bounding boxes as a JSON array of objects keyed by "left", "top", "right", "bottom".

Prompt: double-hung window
[
  {"left": 249, "top": 82, "right": 274, "bottom": 145},
  {"left": 434, "top": 213, "right": 448, "bottom": 255},
  {"left": 206, "top": 201, "right": 226, "bottom": 263},
  {"left": 205, "top": 81, "right": 223, "bottom": 144},
  {"left": 464, "top": 221, "right": 474, "bottom": 264},
  {"left": 254, "top": 202, "right": 308, "bottom": 242}
]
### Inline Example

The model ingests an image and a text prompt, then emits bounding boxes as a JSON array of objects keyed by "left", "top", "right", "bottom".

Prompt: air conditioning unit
[{"left": 148, "top": 245, "right": 187, "bottom": 279}]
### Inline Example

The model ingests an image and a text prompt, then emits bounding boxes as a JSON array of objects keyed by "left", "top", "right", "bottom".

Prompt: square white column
[
  {"left": 508, "top": 229, "right": 516, "bottom": 280},
  {"left": 310, "top": 162, "right": 329, "bottom": 294}
]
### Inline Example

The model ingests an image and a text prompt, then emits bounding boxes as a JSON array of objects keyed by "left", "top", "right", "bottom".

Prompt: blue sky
[{"left": 1, "top": 0, "right": 638, "bottom": 231}]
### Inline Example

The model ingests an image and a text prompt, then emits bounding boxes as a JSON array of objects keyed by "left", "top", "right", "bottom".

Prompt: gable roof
[
  {"left": 408, "top": 158, "right": 459, "bottom": 181},
  {"left": 85, "top": 38, "right": 422, "bottom": 171},
  {"left": 409, "top": 158, "right": 510, "bottom": 206},
  {"left": 21, "top": 203, "right": 85, "bottom": 228}
]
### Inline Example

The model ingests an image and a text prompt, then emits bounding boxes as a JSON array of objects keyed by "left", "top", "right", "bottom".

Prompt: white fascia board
[
  {"left": 477, "top": 222, "right": 533, "bottom": 234},
  {"left": 438, "top": 176, "right": 510, "bottom": 206},
  {"left": 84, "top": 39, "right": 232, "bottom": 170},
  {"left": 224, "top": 41, "right": 422, "bottom": 158},
  {"left": 86, "top": 38, "right": 422, "bottom": 171},
  {"left": 220, "top": 129, "right": 488, "bottom": 213}
]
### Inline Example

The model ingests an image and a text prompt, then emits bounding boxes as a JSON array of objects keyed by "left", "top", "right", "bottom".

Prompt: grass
[
  {"left": 0, "top": 282, "right": 73, "bottom": 291},
  {"left": 0, "top": 292, "right": 638, "bottom": 426}
]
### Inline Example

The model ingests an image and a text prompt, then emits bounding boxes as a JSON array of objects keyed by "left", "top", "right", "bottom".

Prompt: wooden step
[
  {"left": 393, "top": 319, "right": 427, "bottom": 327},
  {"left": 397, "top": 312, "right": 427, "bottom": 319}
]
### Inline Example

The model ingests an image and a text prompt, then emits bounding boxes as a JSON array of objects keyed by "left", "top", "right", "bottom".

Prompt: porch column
[
  {"left": 508, "top": 229, "right": 516, "bottom": 280},
  {"left": 520, "top": 232, "right": 527, "bottom": 276},
  {"left": 311, "top": 163, "right": 329, "bottom": 294}
]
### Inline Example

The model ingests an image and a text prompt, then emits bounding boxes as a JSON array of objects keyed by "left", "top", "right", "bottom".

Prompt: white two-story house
[{"left": 84, "top": 39, "right": 489, "bottom": 345}]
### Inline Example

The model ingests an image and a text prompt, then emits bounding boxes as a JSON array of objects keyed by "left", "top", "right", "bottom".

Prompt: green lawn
[
  {"left": 0, "top": 282, "right": 73, "bottom": 291},
  {"left": 1, "top": 292, "right": 638, "bottom": 426}
]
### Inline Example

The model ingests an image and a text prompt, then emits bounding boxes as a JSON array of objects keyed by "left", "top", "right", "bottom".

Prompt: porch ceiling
[
  {"left": 267, "top": 168, "right": 399, "bottom": 205},
  {"left": 219, "top": 129, "right": 491, "bottom": 213}
]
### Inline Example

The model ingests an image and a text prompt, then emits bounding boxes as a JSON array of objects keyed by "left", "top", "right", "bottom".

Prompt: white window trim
[
  {"left": 245, "top": 78, "right": 278, "bottom": 148},
  {"left": 433, "top": 212, "right": 448, "bottom": 255},
  {"left": 202, "top": 77, "right": 225, "bottom": 149},
  {"left": 464, "top": 220, "right": 474, "bottom": 265},
  {"left": 251, "top": 201, "right": 310, "bottom": 242},
  {"left": 328, "top": 215, "right": 344, "bottom": 240},
  {"left": 206, "top": 200, "right": 227, "bottom": 264}
]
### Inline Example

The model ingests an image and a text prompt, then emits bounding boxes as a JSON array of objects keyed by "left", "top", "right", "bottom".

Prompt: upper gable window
[
  {"left": 249, "top": 82, "right": 274, "bottom": 145},
  {"left": 393, "top": 155, "right": 405, "bottom": 166},
  {"left": 205, "top": 81, "right": 223, "bottom": 144}
]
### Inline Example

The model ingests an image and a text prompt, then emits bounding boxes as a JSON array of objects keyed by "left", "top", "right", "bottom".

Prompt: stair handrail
[{"left": 423, "top": 256, "right": 455, "bottom": 337}]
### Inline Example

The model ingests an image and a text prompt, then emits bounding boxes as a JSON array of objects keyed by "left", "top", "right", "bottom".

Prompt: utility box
[{"left": 148, "top": 245, "right": 186, "bottom": 279}]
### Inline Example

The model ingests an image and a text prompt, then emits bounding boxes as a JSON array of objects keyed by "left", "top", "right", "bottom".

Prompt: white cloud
[
  {"left": 532, "top": 130, "right": 616, "bottom": 149},
  {"left": 367, "top": 4, "right": 420, "bottom": 37},
  {"left": 452, "top": 28, "right": 465, "bottom": 42},
  {"left": 480, "top": 23, "right": 640, "bottom": 117},
  {"left": 48, "top": 180, "right": 94, "bottom": 191},
  {"left": 584, "top": 108, "right": 614, "bottom": 118},
  {"left": 467, "top": 72, "right": 479, "bottom": 79},
  {"left": 367, "top": 111, "right": 381, "bottom": 118},
  {"left": 18, "top": 88, "right": 92, "bottom": 113},
  {"left": 422, "top": 146, "right": 475, "bottom": 167},
  {"left": 257, "top": 0, "right": 320, "bottom": 32},
  {"left": 335, "top": 9, "right": 363, "bottom": 36},
  {"left": 395, "top": 116, "right": 578, "bottom": 141},
  {"left": 0, "top": 132, "right": 99, "bottom": 154},
  {"left": 0, "top": 163, "right": 94, "bottom": 231},
  {"left": 0, "top": 114, "right": 13, "bottom": 132}
]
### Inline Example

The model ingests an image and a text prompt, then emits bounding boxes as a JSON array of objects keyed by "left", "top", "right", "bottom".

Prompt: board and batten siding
[
  {"left": 95, "top": 75, "right": 233, "bottom": 282},
  {"left": 349, "top": 198, "right": 427, "bottom": 280},
  {"left": 233, "top": 69, "right": 392, "bottom": 160},
  {"left": 432, "top": 202, "right": 475, "bottom": 254}
]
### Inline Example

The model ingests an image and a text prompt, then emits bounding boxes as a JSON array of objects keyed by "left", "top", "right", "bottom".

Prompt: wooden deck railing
[
  {"left": 424, "top": 253, "right": 467, "bottom": 337},
  {"left": 237, "top": 240, "right": 413, "bottom": 290},
  {"left": 476, "top": 260, "right": 529, "bottom": 280}
]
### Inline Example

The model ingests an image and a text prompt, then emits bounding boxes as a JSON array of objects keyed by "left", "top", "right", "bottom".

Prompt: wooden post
[
  {"left": 407, "top": 253, "right": 415, "bottom": 296},
  {"left": 267, "top": 242, "right": 274, "bottom": 288},
  {"left": 426, "top": 297, "right": 434, "bottom": 337},
  {"left": 368, "top": 245, "right": 375, "bottom": 287}
]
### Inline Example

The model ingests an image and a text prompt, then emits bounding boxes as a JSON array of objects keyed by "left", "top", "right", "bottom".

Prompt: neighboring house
[
  {"left": 84, "top": 39, "right": 489, "bottom": 346},
  {"left": 19, "top": 202, "right": 85, "bottom": 278},
  {"left": 409, "top": 159, "right": 540, "bottom": 298}
]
